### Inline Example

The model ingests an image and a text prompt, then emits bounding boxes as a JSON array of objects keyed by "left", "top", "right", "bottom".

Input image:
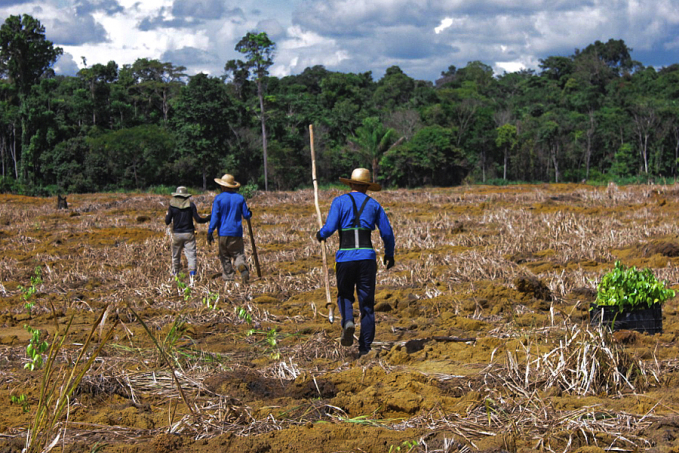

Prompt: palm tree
[{"left": 348, "top": 117, "right": 404, "bottom": 182}]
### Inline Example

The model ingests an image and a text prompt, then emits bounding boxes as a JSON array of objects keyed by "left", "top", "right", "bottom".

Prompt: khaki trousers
[
  {"left": 218, "top": 236, "right": 248, "bottom": 280},
  {"left": 171, "top": 232, "right": 197, "bottom": 274}
]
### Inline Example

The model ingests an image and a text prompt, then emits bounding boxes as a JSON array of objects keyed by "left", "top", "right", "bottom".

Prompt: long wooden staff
[
  {"left": 246, "top": 218, "right": 262, "bottom": 278},
  {"left": 310, "top": 124, "right": 334, "bottom": 324}
]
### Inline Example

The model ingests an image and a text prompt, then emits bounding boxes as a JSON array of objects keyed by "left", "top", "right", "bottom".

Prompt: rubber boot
[
  {"left": 341, "top": 320, "right": 355, "bottom": 347},
  {"left": 238, "top": 264, "right": 249, "bottom": 284}
]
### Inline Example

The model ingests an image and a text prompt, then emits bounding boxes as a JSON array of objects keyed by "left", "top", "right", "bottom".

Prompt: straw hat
[
  {"left": 214, "top": 174, "right": 241, "bottom": 189},
  {"left": 339, "top": 168, "right": 381, "bottom": 191},
  {"left": 172, "top": 186, "right": 191, "bottom": 197}
]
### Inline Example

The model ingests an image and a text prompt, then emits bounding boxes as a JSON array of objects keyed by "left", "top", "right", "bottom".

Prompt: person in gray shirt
[{"left": 165, "top": 186, "right": 211, "bottom": 282}]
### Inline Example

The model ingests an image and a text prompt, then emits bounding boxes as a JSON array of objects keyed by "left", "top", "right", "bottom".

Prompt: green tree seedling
[
  {"left": 595, "top": 261, "right": 675, "bottom": 312},
  {"left": 10, "top": 393, "right": 29, "bottom": 413},
  {"left": 18, "top": 266, "right": 42, "bottom": 316},
  {"left": 236, "top": 306, "right": 253, "bottom": 324},
  {"left": 24, "top": 324, "right": 48, "bottom": 371},
  {"left": 174, "top": 274, "right": 191, "bottom": 301},
  {"left": 202, "top": 291, "right": 219, "bottom": 310}
]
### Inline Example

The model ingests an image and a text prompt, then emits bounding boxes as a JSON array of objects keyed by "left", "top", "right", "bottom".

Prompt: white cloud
[
  {"left": 2, "top": 0, "right": 679, "bottom": 80},
  {"left": 272, "top": 25, "right": 349, "bottom": 77},
  {"left": 434, "top": 17, "right": 453, "bottom": 34},
  {"left": 52, "top": 52, "right": 79, "bottom": 75},
  {"left": 495, "top": 61, "right": 526, "bottom": 73}
]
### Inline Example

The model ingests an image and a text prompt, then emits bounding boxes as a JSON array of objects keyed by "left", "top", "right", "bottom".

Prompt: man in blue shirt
[
  {"left": 207, "top": 174, "right": 252, "bottom": 284},
  {"left": 316, "top": 168, "right": 395, "bottom": 357}
]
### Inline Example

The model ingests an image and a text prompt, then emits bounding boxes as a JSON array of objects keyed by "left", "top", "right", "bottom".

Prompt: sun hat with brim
[
  {"left": 214, "top": 174, "right": 241, "bottom": 189},
  {"left": 339, "top": 168, "right": 381, "bottom": 191},
  {"left": 172, "top": 186, "right": 191, "bottom": 197}
]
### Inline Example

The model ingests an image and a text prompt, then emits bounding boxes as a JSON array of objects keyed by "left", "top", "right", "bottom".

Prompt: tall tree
[
  {"left": 170, "top": 73, "right": 239, "bottom": 189},
  {"left": 630, "top": 99, "right": 661, "bottom": 174},
  {"left": 128, "top": 58, "right": 186, "bottom": 124},
  {"left": 348, "top": 116, "right": 402, "bottom": 182},
  {"left": 77, "top": 60, "right": 118, "bottom": 126},
  {"left": 226, "top": 31, "right": 275, "bottom": 191},
  {"left": 495, "top": 123, "right": 518, "bottom": 180},
  {"left": 0, "top": 14, "right": 62, "bottom": 183},
  {"left": 381, "top": 125, "right": 467, "bottom": 187},
  {"left": 373, "top": 66, "right": 415, "bottom": 110}
]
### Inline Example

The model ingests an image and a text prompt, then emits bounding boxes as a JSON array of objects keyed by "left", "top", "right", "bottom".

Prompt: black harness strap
[
  {"left": 348, "top": 193, "right": 371, "bottom": 227},
  {"left": 339, "top": 193, "right": 373, "bottom": 250}
]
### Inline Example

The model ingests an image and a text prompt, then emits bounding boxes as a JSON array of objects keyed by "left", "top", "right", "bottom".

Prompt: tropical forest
[{"left": 1, "top": 14, "right": 678, "bottom": 194}]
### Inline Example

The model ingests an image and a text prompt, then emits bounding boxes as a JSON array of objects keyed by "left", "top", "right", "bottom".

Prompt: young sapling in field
[
  {"left": 174, "top": 273, "right": 192, "bottom": 301},
  {"left": 236, "top": 305, "right": 253, "bottom": 324},
  {"left": 388, "top": 440, "right": 419, "bottom": 453},
  {"left": 18, "top": 266, "right": 42, "bottom": 316},
  {"left": 202, "top": 291, "right": 219, "bottom": 310},
  {"left": 10, "top": 393, "right": 29, "bottom": 413},
  {"left": 24, "top": 325, "right": 49, "bottom": 371},
  {"left": 247, "top": 327, "right": 281, "bottom": 359}
]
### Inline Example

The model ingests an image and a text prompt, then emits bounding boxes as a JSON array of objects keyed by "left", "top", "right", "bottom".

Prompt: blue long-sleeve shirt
[
  {"left": 208, "top": 191, "right": 252, "bottom": 237},
  {"left": 319, "top": 192, "right": 395, "bottom": 262}
]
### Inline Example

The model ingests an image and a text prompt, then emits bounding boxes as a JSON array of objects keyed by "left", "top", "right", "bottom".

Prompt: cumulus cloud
[
  {"left": 75, "top": 0, "right": 123, "bottom": 16},
  {"left": 287, "top": 0, "right": 679, "bottom": 80},
  {"left": 0, "top": 0, "right": 34, "bottom": 6},
  {"left": 138, "top": 12, "right": 192, "bottom": 31},
  {"left": 48, "top": 14, "right": 109, "bottom": 45},
  {"left": 172, "top": 0, "right": 227, "bottom": 20},
  {"left": 435, "top": 18, "right": 453, "bottom": 34},
  {"left": 3, "top": 0, "right": 679, "bottom": 81},
  {"left": 161, "top": 46, "right": 220, "bottom": 74},
  {"left": 381, "top": 26, "right": 450, "bottom": 60},
  {"left": 494, "top": 61, "right": 527, "bottom": 74},
  {"left": 138, "top": 1, "right": 244, "bottom": 31},
  {"left": 52, "top": 52, "right": 80, "bottom": 76},
  {"left": 271, "top": 25, "right": 349, "bottom": 77},
  {"left": 256, "top": 19, "right": 286, "bottom": 41}
]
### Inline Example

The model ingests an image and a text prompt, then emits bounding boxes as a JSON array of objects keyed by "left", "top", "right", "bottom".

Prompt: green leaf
[{"left": 596, "top": 261, "right": 674, "bottom": 311}]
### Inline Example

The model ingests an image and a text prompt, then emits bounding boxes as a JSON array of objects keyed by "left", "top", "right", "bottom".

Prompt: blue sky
[{"left": 2, "top": 0, "right": 679, "bottom": 82}]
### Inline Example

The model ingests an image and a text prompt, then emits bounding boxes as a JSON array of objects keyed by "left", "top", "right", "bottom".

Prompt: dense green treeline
[{"left": 2, "top": 14, "right": 679, "bottom": 195}]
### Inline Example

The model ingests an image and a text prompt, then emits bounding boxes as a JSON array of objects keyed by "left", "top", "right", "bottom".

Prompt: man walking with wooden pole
[
  {"left": 207, "top": 174, "right": 253, "bottom": 285},
  {"left": 315, "top": 168, "right": 395, "bottom": 358}
]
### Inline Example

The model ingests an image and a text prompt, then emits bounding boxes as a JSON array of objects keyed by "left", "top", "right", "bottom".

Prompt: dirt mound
[
  {"left": 204, "top": 370, "right": 286, "bottom": 400},
  {"left": 514, "top": 275, "right": 552, "bottom": 301},
  {"left": 151, "top": 433, "right": 185, "bottom": 452},
  {"left": 640, "top": 239, "right": 679, "bottom": 257},
  {"left": 570, "top": 286, "right": 597, "bottom": 301}
]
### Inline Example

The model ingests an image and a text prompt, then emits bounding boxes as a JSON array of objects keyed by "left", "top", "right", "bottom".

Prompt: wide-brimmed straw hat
[
  {"left": 172, "top": 186, "right": 191, "bottom": 197},
  {"left": 214, "top": 174, "right": 241, "bottom": 189},
  {"left": 339, "top": 168, "right": 381, "bottom": 191}
]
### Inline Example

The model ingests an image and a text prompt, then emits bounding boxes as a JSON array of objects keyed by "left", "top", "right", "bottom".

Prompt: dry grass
[
  {"left": 2, "top": 184, "right": 679, "bottom": 452},
  {"left": 489, "top": 325, "right": 658, "bottom": 396}
]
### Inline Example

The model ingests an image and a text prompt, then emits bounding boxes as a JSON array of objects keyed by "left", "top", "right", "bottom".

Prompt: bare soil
[{"left": 1, "top": 183, "right": 679, "bottom": 452}]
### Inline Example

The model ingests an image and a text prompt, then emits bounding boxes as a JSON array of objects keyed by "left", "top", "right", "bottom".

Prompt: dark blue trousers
[{"left": 335, "top": 259, "right": 377, "bottom": 353}]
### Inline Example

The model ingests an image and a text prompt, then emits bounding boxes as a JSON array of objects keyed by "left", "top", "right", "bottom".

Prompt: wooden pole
[
  {"left": 246, "top": 218, "right": 262, "bottom": 278},
  {"left": 310, "top": 124, "right": 334, "bottom": 324}
]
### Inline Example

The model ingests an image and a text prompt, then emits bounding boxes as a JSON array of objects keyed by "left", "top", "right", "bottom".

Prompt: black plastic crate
[{"left": 589, "top": 303, "right": 663, "bottom": 335}]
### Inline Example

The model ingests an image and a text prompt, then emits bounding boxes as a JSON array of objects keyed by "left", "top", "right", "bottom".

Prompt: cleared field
[{"left": 2, "top": 183, "right": 679, "bottom": 452}]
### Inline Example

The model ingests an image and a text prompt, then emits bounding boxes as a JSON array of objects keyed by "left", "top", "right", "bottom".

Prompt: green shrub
[
  {"left": 240, "top": 183, "right": 259, "bottom": 200},
  {"left": 0, "top": 176, "right": 18, "bottom": 193},
  {"left": 595, "top": 261, "right": 675, "bottom": 312},
  {"left": 147, "top": 185, "right": 175, "bottom": 195}
]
